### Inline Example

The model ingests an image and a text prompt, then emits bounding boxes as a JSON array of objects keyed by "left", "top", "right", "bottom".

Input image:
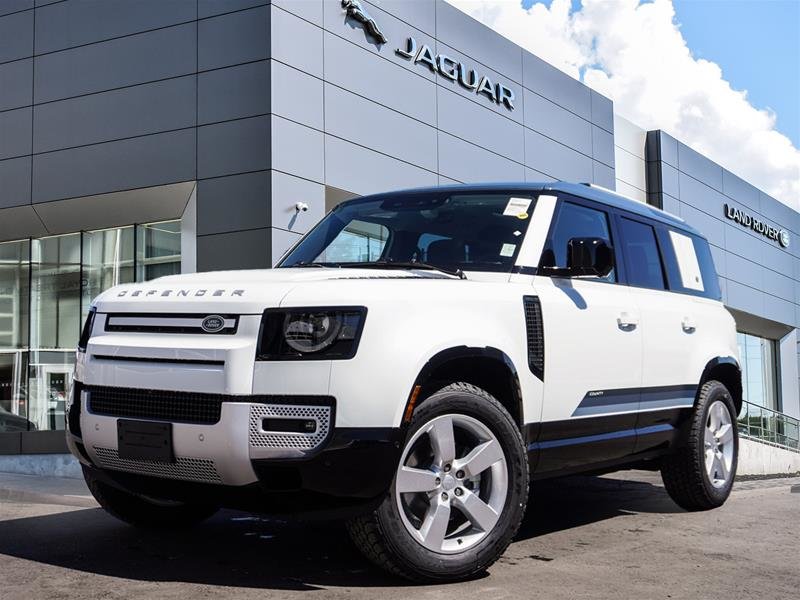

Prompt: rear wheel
[
  {"left": 660, "top": 380, "right": 738, "bottom": 511},
  {"left": 83, "top": 466, "right": 218, "bottom": 528},
  {"left": 347, "top": 382, "right": 528, "bottom": 582}
]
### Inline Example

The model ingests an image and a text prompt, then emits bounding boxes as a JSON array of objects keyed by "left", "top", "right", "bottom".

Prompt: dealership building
[{"left": 0, "top": 0, "right": 797, "bottom": 471}]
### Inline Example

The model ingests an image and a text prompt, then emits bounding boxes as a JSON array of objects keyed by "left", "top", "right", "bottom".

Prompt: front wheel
[
  {"left": 660, "top": 379, "right": 738, "bottom": 511},
  {"left": 347, "top": 382, "right": 529, "bottom": 582}
]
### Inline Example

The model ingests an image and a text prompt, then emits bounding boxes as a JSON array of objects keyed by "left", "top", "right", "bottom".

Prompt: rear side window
[
  {"left": 658, "top": 228, "right": 722, "bottom": 300},
  {"left": 668, "top": 231, "right": 704, "bottom": 291},
  {"left": 618, "top": 218, "right": 666, "bottom": 290}
]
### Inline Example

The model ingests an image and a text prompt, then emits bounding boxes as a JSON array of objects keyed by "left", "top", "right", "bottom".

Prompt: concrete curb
[
  {"left": 736, "top": 472, "right": 800, "bottom": 481},
  {"left": 0, "top": 472, "right": 96, "bottom": 508},
  {"left": 0, "top": 487, "right": 97, "bottom": 508}
]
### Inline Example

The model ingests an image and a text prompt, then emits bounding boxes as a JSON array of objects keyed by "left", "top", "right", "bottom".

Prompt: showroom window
[
  {"left": 0, "top": 220, "right": 181, "bottom": 434},
  {"left": 737, "top": 331, "right": 780, "bottom": 412}
]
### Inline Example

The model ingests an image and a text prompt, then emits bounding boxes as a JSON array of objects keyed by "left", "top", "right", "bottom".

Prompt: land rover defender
[{"left": 67, "top": 182, "right": 741, "bottom": 582}]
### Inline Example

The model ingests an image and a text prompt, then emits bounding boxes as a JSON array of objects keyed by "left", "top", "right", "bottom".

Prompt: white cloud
[{"left": 446, "top": 0, "right": 800, "bottom": 210}]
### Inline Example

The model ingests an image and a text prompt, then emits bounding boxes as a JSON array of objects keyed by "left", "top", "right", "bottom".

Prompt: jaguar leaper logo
[{"left": 342, "top": 0, "right": 387, "bottom": 44}]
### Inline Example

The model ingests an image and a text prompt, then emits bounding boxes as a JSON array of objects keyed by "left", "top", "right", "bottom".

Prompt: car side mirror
[{"left": 566, "top": 237, "right": 614, "bottom": 277}]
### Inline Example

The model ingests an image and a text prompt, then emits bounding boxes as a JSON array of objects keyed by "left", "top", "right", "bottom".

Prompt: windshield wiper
[
  {"left": 336, "top": 260, "right": 467, "bottom": 280},
  {"left": 292, "top": 261, "right": 325, "bottom": 268}
]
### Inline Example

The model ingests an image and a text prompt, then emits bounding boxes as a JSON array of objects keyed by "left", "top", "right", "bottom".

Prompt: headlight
[
  {"left": 77, "top": 307, "right": 96, "bottom": 353},
  {"left": 257, "top": 307, "right": 367, "bottom": 360}
]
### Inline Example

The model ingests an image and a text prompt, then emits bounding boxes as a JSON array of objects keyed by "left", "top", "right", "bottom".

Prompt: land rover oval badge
[{"left": 201, "top": 315, "right": 225, "bottom": 333}]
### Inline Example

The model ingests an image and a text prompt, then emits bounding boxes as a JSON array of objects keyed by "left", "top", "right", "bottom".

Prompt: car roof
[{"left": 344, "top": 181, "right": 702, "bottom": 237}]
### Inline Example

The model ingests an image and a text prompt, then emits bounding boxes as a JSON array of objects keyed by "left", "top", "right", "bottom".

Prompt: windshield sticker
[
  {"left": 500, "top": 243, "right": 516, "bottom": 257},
  {"left": 503, "top": 197, "right": 531, "bottom": 217}
]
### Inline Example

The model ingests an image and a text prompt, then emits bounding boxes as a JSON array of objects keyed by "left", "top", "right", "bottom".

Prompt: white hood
[{"left": 92, "top": 267, "right": 453, "bottom": 314}]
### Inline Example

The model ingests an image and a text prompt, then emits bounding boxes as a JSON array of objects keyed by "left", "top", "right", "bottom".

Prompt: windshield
[{"left": 278, "top": 191, "right": 538, "bottom": 273}]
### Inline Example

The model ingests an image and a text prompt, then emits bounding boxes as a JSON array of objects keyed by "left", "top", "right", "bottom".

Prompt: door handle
[
  {"left": 682, "top": 317, "right": 696, "bottom": 334},
  {"left": 617, "top": 312, "right": 639, "bottom": 331}
]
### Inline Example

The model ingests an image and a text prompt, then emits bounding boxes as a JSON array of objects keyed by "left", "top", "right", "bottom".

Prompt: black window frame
[
  {"left": 614, "top": 214, "right": 669, "bottom": 291},
  {"left": 535, "top": 193, "right": 721, "bottom": 301},
  {"left": 537, "top": 193, "right": 627, "bottom": 285}
]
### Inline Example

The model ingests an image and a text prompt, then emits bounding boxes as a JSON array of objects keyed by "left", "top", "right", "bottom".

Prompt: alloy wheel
[
  {"left": 704, "top": 400, "right": 734, "bottom": 488},
  {"left": 394, "top": 414, "right": 508, "bottom": 554}
]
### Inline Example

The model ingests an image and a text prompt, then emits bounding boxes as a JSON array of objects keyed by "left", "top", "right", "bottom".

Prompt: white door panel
[
  {"left": 535, "top": 276, "right": 642, "bottom": 423},
  {"left": 631, "top": 287, "right": 697, "bottom": 390}
]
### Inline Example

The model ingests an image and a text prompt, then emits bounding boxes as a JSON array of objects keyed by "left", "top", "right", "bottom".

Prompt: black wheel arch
[
  {"left": 699, "top": 356, "right": 743, "bottom": 414},
  {"left": 403, "top": 346, "right": 524, "bottom": 431}
]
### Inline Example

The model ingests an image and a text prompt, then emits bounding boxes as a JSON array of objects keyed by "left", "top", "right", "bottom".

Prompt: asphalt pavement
[{"left": 0, "top": 469, "right": 798, "bottom": 599}]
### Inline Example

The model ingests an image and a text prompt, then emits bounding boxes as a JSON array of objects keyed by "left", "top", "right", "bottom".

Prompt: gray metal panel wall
[
  {"left": 0, "top": 0, "right": 615, "bottom": 271},
  {"left": 0, "top": 0, "right": 275, "bottom": 272},
  {"left": 267, "top": 0, "right": 615, "bottom": 267},
  {"left": 646, "top": 130, "right": 800, "bottom": 414}
]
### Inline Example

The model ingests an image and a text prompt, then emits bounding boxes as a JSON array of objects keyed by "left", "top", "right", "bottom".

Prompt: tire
[
  {"left": 347, "top": 382, "right": 529, "bottom": 583},
  {"left": 660, "top": 379, "right": 738, "bottom": 511},
  {"left": 83, "top": 466, "right": 218, "bottom": 528}
]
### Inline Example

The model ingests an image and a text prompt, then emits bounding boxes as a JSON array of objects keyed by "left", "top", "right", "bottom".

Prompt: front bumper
[{"left": 67, "top": 383, "right": 402, "bottom": 512}]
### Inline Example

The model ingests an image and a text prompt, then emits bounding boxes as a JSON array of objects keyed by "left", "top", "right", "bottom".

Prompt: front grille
[
  {"left": 86, "top": 386, "right": 225, "bottom": 425},
  {"left": 249, "top": 403, "right": 332, "bottom": 451},
  {"left": 92, "top": 447, "right": 222, "bottom": 484},
  {"left": 523, "top": 295, "right": 544, "bottom": 379},
  {"left": 104, "top": 313, "right": 238, "bottom": 335}
]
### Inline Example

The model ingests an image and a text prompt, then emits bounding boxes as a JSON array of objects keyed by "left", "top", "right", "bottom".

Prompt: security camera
[{"left": 295, "top": 202, "right": 309, "bottom": 213}]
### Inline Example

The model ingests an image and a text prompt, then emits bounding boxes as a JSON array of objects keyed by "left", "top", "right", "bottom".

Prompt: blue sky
[
  {"left": 525, "top": 0, "right": 800, "bottom": 147},
  {"left": 673, "top": 0, "right": 799, "bottom": 148}
]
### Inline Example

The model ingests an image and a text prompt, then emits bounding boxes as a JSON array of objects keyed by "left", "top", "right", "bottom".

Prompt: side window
[
  {"left": 658, "top": 228, "right": 722, "bottom": 299},
  {"left": 668, "top": 230, "right": 704, "bottom": 291},
  {"left": 618, "top": 218, "right": 666, "bottom": 290},
  {"left": 541, "top": 201, "right": 616, "bottom": 282}
]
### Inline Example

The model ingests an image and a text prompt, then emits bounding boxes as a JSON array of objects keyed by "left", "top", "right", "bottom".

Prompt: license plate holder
[{"left": 117, "top": 419, "right": 174, "bottom": 463}]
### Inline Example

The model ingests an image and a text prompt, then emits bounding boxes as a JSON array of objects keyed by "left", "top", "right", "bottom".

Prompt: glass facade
[
  {"left": 737, "top": 331, "right": 780, "bottom": 411},
  {"left": 0, "top": 221, "right": 181, "bottom": 433}
]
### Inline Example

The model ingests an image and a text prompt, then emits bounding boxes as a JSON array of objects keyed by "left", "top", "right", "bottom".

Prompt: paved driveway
[{"left": 0, "top": 470, "right": 798, "bottom": 599}]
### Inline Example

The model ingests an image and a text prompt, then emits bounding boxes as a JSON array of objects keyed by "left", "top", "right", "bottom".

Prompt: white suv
[{"left": 67, "top": 182, "right": 741, "bottom": 582}]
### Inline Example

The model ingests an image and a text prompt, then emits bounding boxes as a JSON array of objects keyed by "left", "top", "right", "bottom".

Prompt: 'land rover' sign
[{"left": 724, "top": 204, "right": 789, "bottom": 248}]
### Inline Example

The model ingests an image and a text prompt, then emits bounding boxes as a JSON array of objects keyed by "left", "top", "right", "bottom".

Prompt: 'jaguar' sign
[
  {"left": 396, "top": 38, "right": 515, "bottom": 111},
  {"left": 341, "top": 1, "right": 516, "bottom": 111}
]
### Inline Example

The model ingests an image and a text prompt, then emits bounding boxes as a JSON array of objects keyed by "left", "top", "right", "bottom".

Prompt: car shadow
[
  {"left": 0, "top": 472, "right": 680, "bottom": 589},
  {"left": 520, "top": 472, "right": 682, "bottom": 539}
]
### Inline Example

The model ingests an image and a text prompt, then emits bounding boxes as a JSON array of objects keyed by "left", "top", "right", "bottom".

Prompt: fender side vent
[{"left": 523, "top": 296, "right": 544, "bottom": 380}]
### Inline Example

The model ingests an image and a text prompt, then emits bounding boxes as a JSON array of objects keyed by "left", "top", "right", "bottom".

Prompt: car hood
[{"left": 92, "top": 267, "right": 455, "bottom": 314}]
